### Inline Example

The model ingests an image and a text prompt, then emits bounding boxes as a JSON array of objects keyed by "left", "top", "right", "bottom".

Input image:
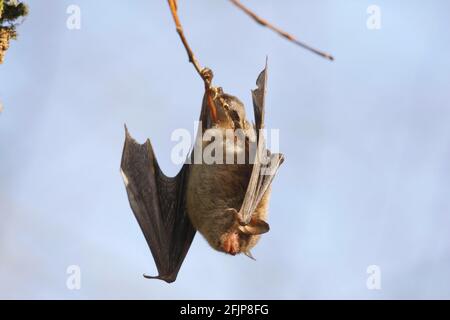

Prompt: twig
[
  {"left": 167, "top": 0, "right": 213, "bottom": 87},
  {"left": 229, "top": 0, "right": 334, "bottom": 61}
]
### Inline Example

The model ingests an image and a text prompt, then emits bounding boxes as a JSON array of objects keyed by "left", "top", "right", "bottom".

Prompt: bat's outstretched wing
[
  {"left": 238, "top": 62, "right": 285, "bottom": 225},
  {"left": 120, "top": 126, "right": 196, "bottom": 283}
]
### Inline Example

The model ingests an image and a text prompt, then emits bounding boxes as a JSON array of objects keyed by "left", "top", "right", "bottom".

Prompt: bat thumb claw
[{"left": 244, "top": 251, "right": 256, "bottom": 261}]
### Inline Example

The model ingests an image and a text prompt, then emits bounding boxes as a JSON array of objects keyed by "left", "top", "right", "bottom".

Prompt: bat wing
[
  {"left": 120, "top": 126, "right": 196, "bottom": 283},
  {"left": 238, "top": 61, "right": 285, "bottom": 225}
]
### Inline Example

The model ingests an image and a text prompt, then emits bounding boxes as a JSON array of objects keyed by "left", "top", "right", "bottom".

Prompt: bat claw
[
  {"left": 244, "top": 251, "right": 256, "bottom": 261},
  {"left": 225, "top": 208, "right": 245, "bottom": 226},
  {"left": 143, "top": 273, "right": 176, "bottom": 283},
  {"left": 201, "top": 67, "right": 213, "bottom": 85}
]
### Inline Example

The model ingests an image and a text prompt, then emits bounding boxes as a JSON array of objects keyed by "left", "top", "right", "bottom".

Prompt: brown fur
[{"left": 186, "top": 92, "right": 271, "bottom": 255}]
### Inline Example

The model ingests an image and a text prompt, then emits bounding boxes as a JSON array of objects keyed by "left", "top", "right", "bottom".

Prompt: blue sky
[{"left": 1, "top": 0, "right": 450, "bottom": 299}]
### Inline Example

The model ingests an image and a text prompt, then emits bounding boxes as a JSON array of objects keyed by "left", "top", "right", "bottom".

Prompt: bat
[{"left": 120, "top": 63, "right": 284, "bottom": 283}]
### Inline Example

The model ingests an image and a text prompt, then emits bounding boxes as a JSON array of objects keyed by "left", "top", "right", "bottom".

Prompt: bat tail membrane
[{"left": 121, "top": 126, "right": 196, "bottom": 283}]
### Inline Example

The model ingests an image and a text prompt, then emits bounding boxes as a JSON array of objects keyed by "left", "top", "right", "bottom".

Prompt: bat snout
[{"left": 221, "top": 232, "right": 240, "bottom": 255}]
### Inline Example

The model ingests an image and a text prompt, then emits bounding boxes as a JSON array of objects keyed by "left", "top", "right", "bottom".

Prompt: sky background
[{"left": 1, "top": 0, "right": 450, "bottom": 299}]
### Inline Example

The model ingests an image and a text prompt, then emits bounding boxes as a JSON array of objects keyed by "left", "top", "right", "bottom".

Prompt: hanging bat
[{"left": 120, "top": 63, "right": 284, "bottom": 283}]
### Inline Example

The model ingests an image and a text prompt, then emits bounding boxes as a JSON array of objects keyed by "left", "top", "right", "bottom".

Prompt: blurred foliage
[
  {"left": 0, "top": 0, "right": 29, "bottom": 25},
  {"left": 0, "top": 1, "right": 28, "bottom": 63}
]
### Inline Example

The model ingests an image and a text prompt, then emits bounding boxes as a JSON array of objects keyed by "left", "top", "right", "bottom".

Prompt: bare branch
[
  {"left": 167, "top": 0, "right": 213, "bottom": 86},
  {"left": 229, "top": 0, "right": 334, "bottom": 61}
]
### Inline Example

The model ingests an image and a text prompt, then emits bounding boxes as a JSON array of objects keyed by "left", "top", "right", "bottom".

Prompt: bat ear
[{"left": 239, "top": 218, "right": 270, "bottom": 235}]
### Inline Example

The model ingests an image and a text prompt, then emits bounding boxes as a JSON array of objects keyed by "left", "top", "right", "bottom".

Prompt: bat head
[{"left": 217, "top": 218, "right": 269, "bottom": 256}]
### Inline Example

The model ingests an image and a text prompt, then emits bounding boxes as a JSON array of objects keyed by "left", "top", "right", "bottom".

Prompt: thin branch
[
  {"left": 229, "top": 0, "right": 334, "bottom": 61},
  {"left": 167, "top": 0, "right": 213, "bottom": 86}
]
